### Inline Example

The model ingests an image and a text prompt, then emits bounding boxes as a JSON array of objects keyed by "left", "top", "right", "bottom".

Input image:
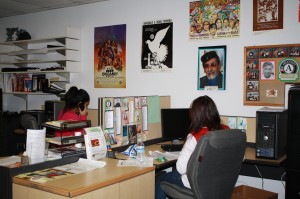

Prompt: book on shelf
[
  {"left": 32, "top": 74, "right": 46, "bottom": 92},
  {"left": 23, "top": 77, "right": 32, "bottom": 92},
  {"left": 14, "top": 73, "right": 29, "bottom": 92},
  {"left": 45, "top": 120, "right": 91, "bottom": 129}
]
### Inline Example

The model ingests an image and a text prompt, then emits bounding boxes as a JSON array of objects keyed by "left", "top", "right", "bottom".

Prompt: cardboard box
[{"left": 231, "top": 185, "right": 278, "bottom": 199}]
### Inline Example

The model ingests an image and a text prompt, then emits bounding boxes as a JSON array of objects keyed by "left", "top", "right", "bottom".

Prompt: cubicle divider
[
  {"left": 220, "top": 115, "right": 256, "bottom": 144},
  {"left": 98, "top": 95, "right": 170, "bottom": 148}
]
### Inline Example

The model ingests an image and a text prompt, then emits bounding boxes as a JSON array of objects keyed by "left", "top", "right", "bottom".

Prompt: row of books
[{"left": 4, "top": 73, "right": 65, "bottom": 93}]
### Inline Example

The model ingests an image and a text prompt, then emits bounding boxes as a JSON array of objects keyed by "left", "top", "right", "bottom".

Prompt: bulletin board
[
  {"left": 98, "top": 95, "right": 170, "bottom": 148},
  {"left": 244, "top": 43, "right": 300, "bottom": 106}
]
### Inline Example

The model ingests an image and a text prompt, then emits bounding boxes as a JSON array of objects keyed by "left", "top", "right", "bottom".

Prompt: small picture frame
[
  {"left": 260, "top": 60, "right": 276, "bottom": 80},
  {"left": 198, "top": 45, "right": 226, "bottom": 90},
  {"left": 128, "top": 124, "right": 137, "bottom": 144}
]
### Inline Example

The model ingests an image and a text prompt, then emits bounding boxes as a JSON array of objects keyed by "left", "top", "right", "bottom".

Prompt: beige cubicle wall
[
  {"left": 221, "top": 116, "right": 256, "bottom": 143},
  {"left": 87, "top": 109, "right": 98, "bottom": 127}
]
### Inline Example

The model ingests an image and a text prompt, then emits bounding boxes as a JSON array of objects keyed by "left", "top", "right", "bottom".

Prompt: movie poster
[
  {"left": 94, "top": 24, "right": 126, "bottom": 88},
  {"left": 189, "top": 0, "right": 240, "bottom": 40},
  {"left": 141, "top": 19, "right": 173, "bottom": 72},
  {"left": 253, "top": 0, "right": 283, "bottom": 31}
]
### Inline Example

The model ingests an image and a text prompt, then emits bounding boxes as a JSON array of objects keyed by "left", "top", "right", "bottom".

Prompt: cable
[
  {"left": 255, "top": 165, "right": 264, "bottom": 189},
  {"left": 280, "top": 171, "right": 286, "bottom": 189}
]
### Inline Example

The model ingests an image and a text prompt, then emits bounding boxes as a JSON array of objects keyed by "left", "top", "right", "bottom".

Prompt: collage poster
[
  {"left": 141, "top": 19, "right": 173, "bottom": 72},
  {"left": 253, "top": 0, "right": 283, "bottom": 31},
  {"left": 189, "top": 0, "right": 240, "bottom": 40},
  {"left": 94, "top": 24, "right": 126, "bottom": 88},
  {"left": 244, "top": 44, "right": 300, "bottom": 106}
]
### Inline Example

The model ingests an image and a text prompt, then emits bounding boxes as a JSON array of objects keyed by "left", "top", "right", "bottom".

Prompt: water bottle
[{"left": 136, "top": 134, "right": 145, "bottom": 167}]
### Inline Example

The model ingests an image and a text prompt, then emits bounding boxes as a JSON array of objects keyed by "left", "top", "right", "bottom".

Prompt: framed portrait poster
[
  {"left": 198, "top": 45, "right": 226, "bottom": 90},
  {"left": 253, "top": 0, "right": 283, "bottom": 31}
]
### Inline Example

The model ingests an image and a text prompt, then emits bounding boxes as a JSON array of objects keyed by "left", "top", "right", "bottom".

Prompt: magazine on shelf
[
  {"left": 45, "top": 120, "right": 91, "bottom": 129},
  {"left": 84, "top": 126, "right": 107, "bottom": 160}
]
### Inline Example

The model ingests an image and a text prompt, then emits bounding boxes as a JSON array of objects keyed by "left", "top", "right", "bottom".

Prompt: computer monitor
[{"left": 161, "top": 108, "right": 191, "bottom": 141}]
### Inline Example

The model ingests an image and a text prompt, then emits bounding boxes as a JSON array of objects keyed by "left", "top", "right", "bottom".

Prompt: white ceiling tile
[{"left": 0, "top": 0, "right": 108, "bottom": 18}]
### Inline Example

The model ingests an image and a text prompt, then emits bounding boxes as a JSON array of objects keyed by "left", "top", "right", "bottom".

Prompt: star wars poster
[
  {"left": 253, "top": 0, "right": 283, "bottom": 31},
  {"left": 94, "top": 24, "right": 126, "bottom": 88},
  {"left": 141, "top": 19, "right": 173, "bottom": 72},
  {"left": 189, "top": 0, "right": 240, "bottom": 40}
]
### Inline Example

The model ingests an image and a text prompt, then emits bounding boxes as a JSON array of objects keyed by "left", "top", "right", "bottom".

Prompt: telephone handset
[{"left": 78, "top": 103, "right": 85, "bottom": 111}]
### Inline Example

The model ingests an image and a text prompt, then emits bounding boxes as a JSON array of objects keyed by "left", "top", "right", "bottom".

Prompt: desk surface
[
  {"left": 13, "top": 158, "right": 155, "bottom": 197},
  {"left": 244, "top": 147, "right": 286, "bottom": 167},
  {"left": 116, "top": 143, "right": 286, "bottom": 169}
]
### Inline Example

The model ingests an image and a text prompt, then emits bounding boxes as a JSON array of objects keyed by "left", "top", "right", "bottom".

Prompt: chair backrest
[
  {"left": 21, "top": 114, "right": 39, "bottom": 130},
  {"left": 187, "top": 129, "right": 246, "bottom": 199}
]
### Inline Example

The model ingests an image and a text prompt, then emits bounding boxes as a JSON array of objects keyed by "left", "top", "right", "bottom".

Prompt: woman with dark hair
[
  {"left": 155, "top": 95, "right": 229, "bottom": 199},
  {"left": 55, "top": 86, "right": 90, "bottom": 137}
]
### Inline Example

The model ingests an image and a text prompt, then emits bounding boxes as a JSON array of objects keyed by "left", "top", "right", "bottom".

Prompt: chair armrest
[{"left": 160, "top": 181, "right": 194, "bottom": 199}]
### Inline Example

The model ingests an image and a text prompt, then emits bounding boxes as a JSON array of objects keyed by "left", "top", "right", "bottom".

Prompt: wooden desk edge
[
  {"left": 13, "top": 165, "right": 155, "bottom": 197},
  {"left": 244, "top": 147, "right": 286, "bottom": 167}
]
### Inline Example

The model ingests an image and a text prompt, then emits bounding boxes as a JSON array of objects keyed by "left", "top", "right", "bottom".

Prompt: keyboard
[{"left": 161, "top": 144, "right": 184, "bottom": 152}]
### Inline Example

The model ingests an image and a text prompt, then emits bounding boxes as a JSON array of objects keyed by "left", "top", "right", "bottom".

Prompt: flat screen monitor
[{"left": 161, "top": 108, "right": 191, "bottom": 141}]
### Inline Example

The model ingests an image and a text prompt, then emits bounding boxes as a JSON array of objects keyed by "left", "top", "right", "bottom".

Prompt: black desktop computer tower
[
  {"left": 286, "top": 86, "right": 300, "bottom": 198},
  {"left": 255, "top": 108, "right": 287, "bottom": 160},
  {"left": 44, "top": 100, "right": 65, "bottom": 122}
]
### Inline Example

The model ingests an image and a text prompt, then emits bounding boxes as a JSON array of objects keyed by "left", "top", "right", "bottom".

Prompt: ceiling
[{"left": 0, "top": 0, "right": 108, "bottom": 18}]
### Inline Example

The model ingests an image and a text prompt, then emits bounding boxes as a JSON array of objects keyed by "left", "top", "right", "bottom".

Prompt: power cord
[
  {"left": 280, "top": 171, "right": 286, "bottom": 189},
  {"left": 254, "top": 165, "right": 264, "bottom": 189}
]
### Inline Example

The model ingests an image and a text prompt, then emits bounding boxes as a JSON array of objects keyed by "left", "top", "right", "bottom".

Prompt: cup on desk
[{"left": 74, "top": 132, "right": 82, "bottom": 148}]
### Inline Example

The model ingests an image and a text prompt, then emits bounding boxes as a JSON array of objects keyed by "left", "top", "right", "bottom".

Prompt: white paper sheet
[
  {"left": 117, "top": 157, "right": 153, "bottom": 167},
  {"left": 142, "top": 106, "right": 148, "bottom": 131},
  {"left": 105, "top": 110, "right": 114, "bottom": 129},
  {"left": 129, "top": 101, "right": 134, "bottom": 123},
  {"left": 0, "top": 156, "right": 21, "bottom": 166},
  {"left": 26, "top": 128, "right": 46, "bottom": 164},
  {"left": 115, "top": 107, "right": 121, "bottom": 135},
  {"left": 84, "top": 126, "right": 107, "bottom": 160}
]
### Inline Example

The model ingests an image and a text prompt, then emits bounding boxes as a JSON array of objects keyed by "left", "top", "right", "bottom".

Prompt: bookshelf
[{"left": 0, "top": 27, "right": 81, "bottom": 109}]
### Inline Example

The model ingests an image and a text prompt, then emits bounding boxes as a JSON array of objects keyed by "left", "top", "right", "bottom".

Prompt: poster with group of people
[{"left": 189, "top": 0, "right": 240, "bottom": 40}]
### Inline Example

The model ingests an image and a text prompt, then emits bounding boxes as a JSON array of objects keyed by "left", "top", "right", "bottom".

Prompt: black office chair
[
  {"left": 20, "top": 114, "right": 39, "bottom": 130},
  {"left": 160, "top": 129, "right": 246, "bottom": 199}
]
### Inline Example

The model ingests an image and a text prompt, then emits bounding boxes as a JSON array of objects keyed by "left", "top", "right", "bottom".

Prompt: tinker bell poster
[
  {"left": 141, "top": 19, "right": 173, "bottom": 72},
  {"left": 189, "top": 0, "right": 240, "bottom": 40},
  {"left": 94, "top": 24, "right": 126, "bottom": 88}
]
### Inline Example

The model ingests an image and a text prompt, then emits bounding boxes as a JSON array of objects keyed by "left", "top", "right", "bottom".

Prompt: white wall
[
  {"left": 0, "top": 0, "right": 296, "bottom": 196},
  {"left": 1, "top": 0, "right": 299, "bottom": 115}
]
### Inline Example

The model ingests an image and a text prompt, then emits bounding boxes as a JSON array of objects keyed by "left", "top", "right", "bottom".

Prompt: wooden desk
[
  {"left": 12, "top": 158, "right": 155, "bottom": 199},
  {"left": 244, "top": 147, "right": 286, "bottom": 167}
]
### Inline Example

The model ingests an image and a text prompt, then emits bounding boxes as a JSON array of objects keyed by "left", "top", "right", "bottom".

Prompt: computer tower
[
  {"left": 20, "top": 110, "right": 45, "bottom": 128},
  {"left": 44, "top": 100, "right": 65, "bottom": 122},
  {"left": 286, "top": 86, "right": 300, "bottom": 198},
  {"left": 255, "top": 108, "right": 287, "bottom": 160}
]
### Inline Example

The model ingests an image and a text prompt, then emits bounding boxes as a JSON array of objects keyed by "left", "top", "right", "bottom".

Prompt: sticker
[
  {"left": 266, "top": 89, "right": 278, "bottom": 97},
  {"left": 278, "top": 58, "right": 299, "bottom": 81}
]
